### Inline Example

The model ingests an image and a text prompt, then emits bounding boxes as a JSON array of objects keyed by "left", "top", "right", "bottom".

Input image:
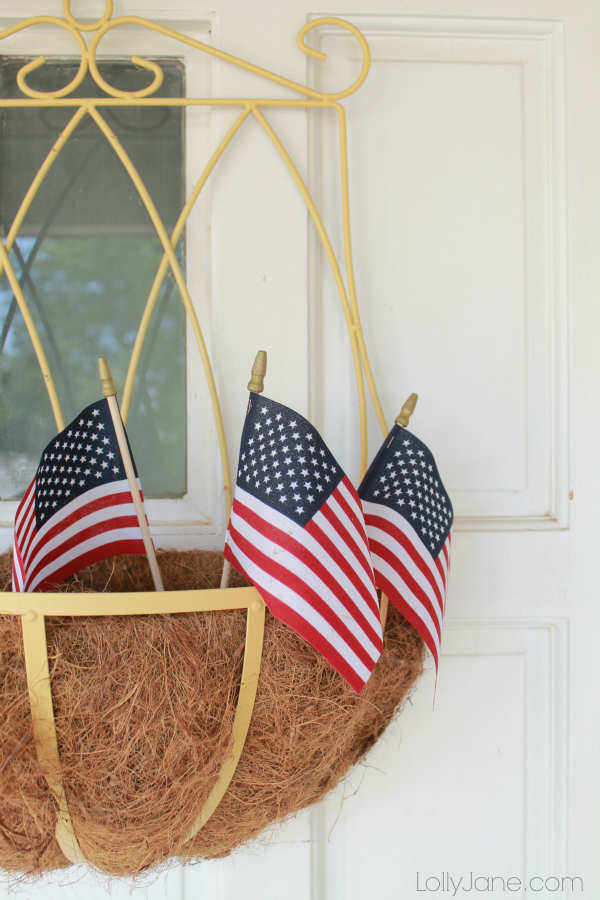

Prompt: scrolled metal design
[
  {"left": 0, "top": 6, "right": 370, "bottom": 102},
  {"left": 0, "top": 17, "right": 88, "bottom": 100},
  {"left": 62, "top": 0, "right": 114, "bottom": 33},
  {"left": 296, "top": 18, "right": 371, "bottom": 101}
]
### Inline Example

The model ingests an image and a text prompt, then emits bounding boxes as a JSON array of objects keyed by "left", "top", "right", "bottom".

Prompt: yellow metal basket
[{"left": 0, "top": 0, "right": 392, "bottom": 864}]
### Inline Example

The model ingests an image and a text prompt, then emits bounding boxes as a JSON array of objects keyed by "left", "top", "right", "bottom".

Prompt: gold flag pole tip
[
  {"left": 248, "top": 351, "right": 267, "bottom": 393},
  {"left": 395, "top": 392, "right": 418, "bottom": 427},
  {"left": 98, "top": 356, "right": 118, "bottom": 397}
]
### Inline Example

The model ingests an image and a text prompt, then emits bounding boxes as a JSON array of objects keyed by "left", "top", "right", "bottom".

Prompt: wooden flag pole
[
  {"left": 98, "top": 357, "right": 164, "bottom": 592},
  {"left": 220, "top": 350, "right": 268, "bottom": 590},
  {"left": 378, "top": 392, "right": 419, "bottom": 629}
]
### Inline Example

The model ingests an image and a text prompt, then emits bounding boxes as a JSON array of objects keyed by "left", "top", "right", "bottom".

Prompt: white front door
[{"left": 0, "top": 1, "right": 597, "bottom": 898}]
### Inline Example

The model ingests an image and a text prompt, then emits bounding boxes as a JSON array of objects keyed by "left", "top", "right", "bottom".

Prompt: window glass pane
[{"left": 0, "top": 59, "right": 186, "bottom": 500}]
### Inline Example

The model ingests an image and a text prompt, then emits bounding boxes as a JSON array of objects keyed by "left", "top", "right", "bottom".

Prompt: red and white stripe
[
  {"left": 225, "top": 476, "right": 383, "bottom": 693},
  {"left": 13, "top": 477, "right": 146, "bottom": 593},
  {"left": 362, "top": 500, "right": 451, "bottom": 671}
]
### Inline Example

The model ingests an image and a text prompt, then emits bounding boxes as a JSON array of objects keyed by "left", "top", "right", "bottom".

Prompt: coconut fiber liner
[{"left": 0, "top": 549, "right": 425, "bottom": 876}]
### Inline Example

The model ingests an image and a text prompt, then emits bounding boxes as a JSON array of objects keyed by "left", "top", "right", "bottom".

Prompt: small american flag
[
  {"left": 13, "top": 398, "right": 147, "bottom": 592},
  {"left": 358, "top": 424, "right": 453, "bottom": 672},
  {"left": 224, "top": 393, "right": 383, "bottom": 693}
]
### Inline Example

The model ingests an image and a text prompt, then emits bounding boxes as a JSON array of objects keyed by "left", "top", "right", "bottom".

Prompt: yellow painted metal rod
[
  {"left": 1, "top": 586, "right": 259, "bottom": 618},
  {"left": 336, "top": 105, "right": 389, "bottom": 440},
  {"left": 0, "top": 17, "right": 89, "bottom": 100},
  {"left": 121, "top": 107, "right": 252, "bottom": 438},
  {"left": 0, "top": 106, "right": 87, "bottom": 260},
  {"left": 252, "top": 107, "right": 369, "bottom": 477},
  {"left": 182, "top": 596, "right": 265, "bottom": 843},
  {"left": 87, "top": 105, "right": 233, "bottom": 516},
  {"left": 0, "top": 99, "right": 337, "bottom": 108},
  {"left": 21, "top": 612, "right": 85, "bottom": 864},
  {"left": 87, "top": 16, "right": 368, "bottom": 103}
]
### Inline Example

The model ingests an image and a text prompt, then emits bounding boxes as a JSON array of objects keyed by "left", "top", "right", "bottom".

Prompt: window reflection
[{"left": 0, "top": 59, "right": 186, "bottom": 499}]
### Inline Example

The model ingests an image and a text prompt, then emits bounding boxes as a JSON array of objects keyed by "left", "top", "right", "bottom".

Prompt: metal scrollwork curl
[
  {"left": 63, "top": 0, "right": 114, "bottom": 33},
  {"left": 0, "top": 17, "right": 88, "bottom": 100},
  {"left": 0, "top": 7, "right": 370, "bottom": 102},
  {"left": 296, "top": 18, "right": 371, "bottom": 101}
]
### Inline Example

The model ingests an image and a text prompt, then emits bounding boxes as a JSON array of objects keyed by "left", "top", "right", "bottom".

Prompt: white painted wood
[
  {"left": 182, "top": 813, "right": 313, "bottom": 899},
  {"left": 309, "top": 16, "right": 568, "bottom": 530},
  {"left": 0, "top": 865, "right": 183, "bottom": 899},
  {"left": 317, "top": 620, "right": 568, "bottom": 898}
]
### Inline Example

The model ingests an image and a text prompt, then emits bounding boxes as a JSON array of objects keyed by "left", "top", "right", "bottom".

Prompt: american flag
[
  {"left": 224, "top": 393, "right": 383, "bottom": 693},
  {"left": 358, "top": 424, "right": 453, "bottom": 672},
  {"left": 13, "top": 398, "right": 148, "bottom": 592}
]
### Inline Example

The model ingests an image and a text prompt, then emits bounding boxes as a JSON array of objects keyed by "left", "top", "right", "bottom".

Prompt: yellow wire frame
[
  {"left": 0, "top": 0, "right": 391, "bottom": 867},
  {"left": 12, "top": 589, "right": 265, "bottom": 863}
]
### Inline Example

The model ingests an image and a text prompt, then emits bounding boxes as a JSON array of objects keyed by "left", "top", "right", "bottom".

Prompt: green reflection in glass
[{"left": 0, "top": 59, "right": 186, "bottom": 500}]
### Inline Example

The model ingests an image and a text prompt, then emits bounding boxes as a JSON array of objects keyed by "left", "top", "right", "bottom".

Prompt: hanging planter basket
[
  {"left": 0, "top": 550, "right": 423, "bottom": 875},
  {"left": 0, "top": 3, "right": 427, "bottom": 877}
]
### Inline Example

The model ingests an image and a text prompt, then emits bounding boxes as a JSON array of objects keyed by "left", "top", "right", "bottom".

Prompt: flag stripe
[
  {"left": 234, "top": 491, "right": 381, "bottom": 644},
  {"left": 331, "top": 483, "right": 375, "bottom": 574},
  {"left": 237, "top": 487, "right": 378, "bottom": 623},
  {"left": 12, "top": 541, "right": 25, "bottom": 592},
  {"left": 24, "top": 481, "right": 140, "bottom": 567},
  {"left": 26, "top": 516, "right": 145, "bottom": 589},
  {"left": 371, "top": 552, "right": 442, "bottom": 654},
  {"left": 365, "top": 521, "right": 444, "bottom": 620},
  {"left": 362, "top": 501, "right": 446, "bottom": 598},
  {"left": 375, "top": 567, "right": 440, "bottom": 667},
  {"left": 319, "top": 499, "right": 375, "bottom": 585},
  {"left": 14, "top": 481, "right": 34, "bottom": 531},
  {"left": 227, "top": 506, "right": 381, "bottom": 668},
  {"left": 361, "top": 500, "right": 450, "bottom": 673},
  {"left": 337, "top": 477, "right": 369, "bottom": 530},
  {"left": 336, "top": 478, "right": 375, "bottom": 569},
  {"left": 225, "top": 533, "right": 370, "bottom": 693},
  {"left": 368, "top": 536, "right": 443, "bottom": 639},
  {"left": 26, "top": 497, "right": 142, "bottom": 573},
  {"left": 30, "top": 534, "right": 146, "bottom": 592},
  {"left": 308, "top": 508, "right": 376, "bottom": 599},
  {"left": 365, "top": 513, "right": 444, "bottom": 610},
  {"left": 16, "top": 492, "right": 36, "bottom": 560}
]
